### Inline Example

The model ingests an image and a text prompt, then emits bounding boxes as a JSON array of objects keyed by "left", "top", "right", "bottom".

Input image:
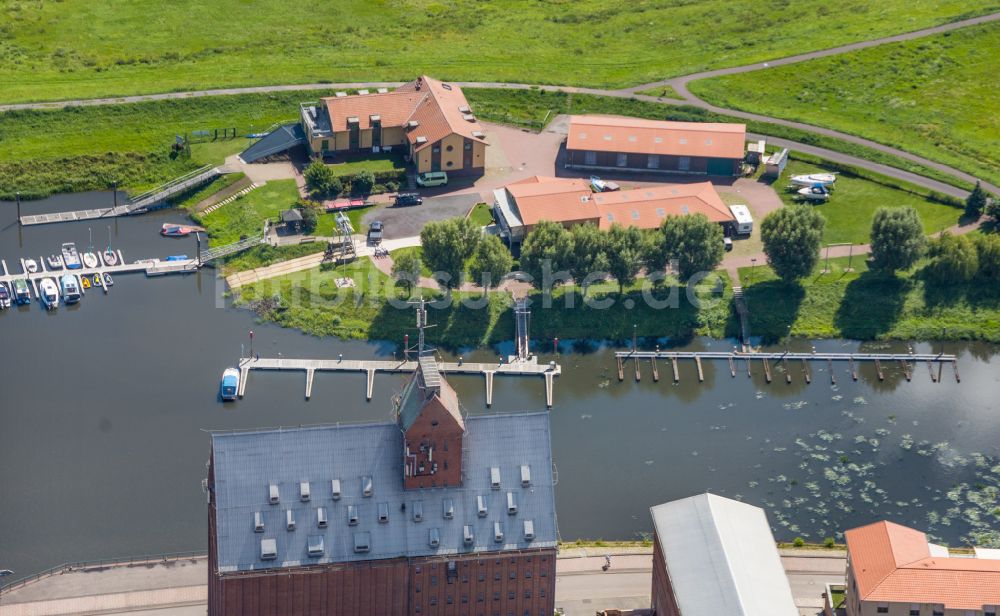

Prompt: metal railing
[
  {"left": 0, "top": 550, "right": 207, "bottom": 594},
  {"left": 127, "top": 165, "right": 215, "bottom": 206}
]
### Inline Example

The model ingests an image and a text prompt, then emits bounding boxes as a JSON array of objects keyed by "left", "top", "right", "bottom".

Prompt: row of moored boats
[{"left": 0, "top": 242, "right": 115, "bottom": 312}]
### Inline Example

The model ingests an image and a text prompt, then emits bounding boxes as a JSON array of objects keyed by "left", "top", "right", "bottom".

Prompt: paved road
[
  {"left": 1, "top": 13, "right": 997, "bottom": 198},
  {"left": 362, "top": 193, "right": 482, "bottom": 240}
]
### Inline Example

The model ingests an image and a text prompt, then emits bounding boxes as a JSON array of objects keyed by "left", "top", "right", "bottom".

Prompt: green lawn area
[
  {"left": 829, "top": 587, "right": 846, "bottom": 609},
  {"left": 237, "top": 256, "right": 732, "bottom": 347},
  {"left": 219, "top": 243, "right": 325, "bottom": 275},
  {"left": 738, "top": 256, "right": 1000, "bottom": 342},
  {"left": 775, "top": 159, "right": 964, "bottom": 245},
  {"left": 312, "top": 205, "right": 375, "bottom": 237},
  {"left": 465, "top": 88, "right": 974, "bottom": 191},
  {"left": 0, "top": 1, "right": 993, "bottom": 103},
  {"left": 635, "top": 85, "right": 683, "bottom": 99},
  {"left": 690, "top": 23, "right": 1000, "bottom": 188},
  {"left": 323, "top": 153, "right": 407, "bottom": 175},
  {"left": 169, "top": 172, "right": 246, "bottom": 211},
  {"left": 194, "top": 179, "right": 299, "bottom": 246},
  {"left": 468, "top": 203, "right": 494, "bottom": 227}
]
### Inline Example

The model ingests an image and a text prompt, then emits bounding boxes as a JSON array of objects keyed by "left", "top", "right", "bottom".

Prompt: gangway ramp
[{"left": 238, "top": 123, "right": 306, "bottom": 163}]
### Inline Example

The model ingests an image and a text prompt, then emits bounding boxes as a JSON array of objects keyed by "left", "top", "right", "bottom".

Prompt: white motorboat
[
  {"left": 62, "top": 243, "right": 82, "bottom": 269},
  {"left": 0, "top": 282, "right": 11, "bottom": 310},
  {"left": 797, "top": 184, "right": 831, "bottom": 202},
  {"left": 220, "top": 367, "right": 241, "bottom": 401},
  {"left": 82, "top": 252, "right": 99, "bottom": 268},
  {"left": 61, "top": 274, "right": 82, "bottom": 304},
  {"left": 47, "top": 254, "right": 64, "bottom": 270},
  {"left": 103, "top": 250, "right": 119, "bottom": 266},
  {"left": 24, "top": 258, "right": 39, "bottom": 273},
  {"left": 790, "top": 173, "right": 837, "bottom": 187},
  {"left": 39, "top": 278, "right": 59, "bottom": 309}
]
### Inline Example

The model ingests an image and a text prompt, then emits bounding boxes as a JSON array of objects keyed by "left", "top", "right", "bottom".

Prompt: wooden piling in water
[
  {"left": 544, "top": 372, "right": 554, "bottom": 408},
  {"left": 828, "top": 358, "right": 835, "bottom": 384},
  {"left": 366, "top": 369, "right": 375, "bottom": 401},
  {"left": 952, "top": 360, "right": 960, "bottom": 383},
  {"left": 634, "top": 356, "right": 641, "bottom": 382},
  {"left": 305, "top": 369, "right": 314, "bottom": 400},
  {"left": 763, "top": 358, "right": 772, "bottom": 383},
  {"left": 928, "top": 359, "right": 937, "bottom": 382},
  {"left": 746, "top": 357, "right": 752, "bottom": 378},
  {"left": 849, "top": 356, "right": 858, "bottom": 381},
  {"left": 874, "top": 358, "right": 884, "bottom": 381},
  {"left": 617, "top": 356, "right": 624, "bottom": 381},
  {"left": 485, "top": 371, "right": 494, "bottom": 407},
  {"left": 695, "top": 356, "right": 704, "bottom": 382},
  {"left": 651, "top": 358, "right": 659, "bottom": 382},
  {"left": 728, "top": 356, "right": 736, "bottom": 377},
  {"left": 899, "top": 360, "right": 911, "bottom": 382},
  {"left": 783, "top": 356, "right": 791, "bottom": 384},
  {"left": 802, "top": 358, "right": 811, "bottom": 384},
  {"left": 671, "top": 355, "right": 679, "bottom": 383}
]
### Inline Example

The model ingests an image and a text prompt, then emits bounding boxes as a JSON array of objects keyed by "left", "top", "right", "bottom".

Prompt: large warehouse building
[
  {"left": 565, "top": 115, "right": 746, "bottom": 177},
  {"left": 206, "top": 357, "right": 558, "bottom": 615}
]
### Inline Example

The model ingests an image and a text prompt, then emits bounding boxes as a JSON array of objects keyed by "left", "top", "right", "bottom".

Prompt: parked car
[
  {"left": 367, "top": 220, "right": 384, "bottom": 244},
  {"left": 723, "top": 237, "right": 733, "bottom": 252},
  {"left": 394, "top": 192, "right": 423, "bottom": 207},
  {"left": 416, "top": 171, "right": 448, "bottom": 187}
]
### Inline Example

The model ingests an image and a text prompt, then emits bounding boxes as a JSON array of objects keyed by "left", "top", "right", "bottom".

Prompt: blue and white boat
[
  {"left": 39, "top": 278, "right": 59, "bottom": 310},
  {"left": 61, "top": 274, "right": 82, "bottom": 304},
  {"left": 61, "top": 243, "right": 82, "bottom": 270},
  {"left": 0, "top": 282, "right": 11, "bottom": 310},
  {"left": 220, "top": 367, "right": 240, "bottom": 401}
]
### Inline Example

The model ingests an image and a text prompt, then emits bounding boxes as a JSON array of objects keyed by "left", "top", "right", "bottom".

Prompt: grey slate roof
[
  {"left": 211, "top": 412, "right": 557, "bottom": 573},
  {"left": 395, "top": 356, "right": 462, "bottom": 431}
]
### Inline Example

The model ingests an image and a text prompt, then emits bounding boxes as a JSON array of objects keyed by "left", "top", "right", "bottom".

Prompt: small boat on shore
[
  {"left": 103, "top": 250, "right": 119, "bottom": 266},
  {"left": 220, "top": 367, "right": 240, "bottom": 401},
  {"left": 0, "top": 282, "right": 11, "bottom": 309},
  {"left": 12, "top": 279, "right": 31, "bottom": 305},
  {"left": 47, "top": 255, "right": 64, "bottom": 270},
  {"left": 166, "top": 255, "right": 189, "bottom": 262},
  {"left": 24, "top": 258, "right": 39, "bottom": 273},
  {"left": 61, "top": 274, "right": 82, "bottom": 304},
  {"left": 62, "top": 243, "right": 82, "bottom": 270},
  {"left": 797, "top": 184, "right": 831, "bottom": 202},
  {"left": 161, "top": 223, "right": 205, "bottom": 237},
  {"left": 790, "top": 173, "right": 837, "bottom": 187},
  {"left": 39, "top": 278, "right": 59, "bottom": 309},
  {"left": 82, "top": 252, "right": 99, "bottom": 268}
]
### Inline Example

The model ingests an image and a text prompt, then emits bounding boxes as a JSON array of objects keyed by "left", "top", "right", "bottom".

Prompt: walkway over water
[
  {"left": 615, "top": 349, "right": 960, "bottom": 385},
  {"left": 237, "top": 355, "right": 560, "bottom": 407},
  {"left": 19, "top": 166, "right": 223, "bottom": 226}
]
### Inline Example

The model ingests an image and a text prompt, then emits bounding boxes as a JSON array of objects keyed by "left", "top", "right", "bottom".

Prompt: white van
[
  {"left": 416, "top": 171, "right": 448, "bottom": 187},
  {"left": 728, "top": 204, "right": 753, "bottom": 236}
]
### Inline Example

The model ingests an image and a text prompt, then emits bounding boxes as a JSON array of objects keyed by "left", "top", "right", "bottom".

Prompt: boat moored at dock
[
  {"left": 61, "top": 243, "right": 82, "bottom": 270},
  {"left": 12, "top": 279, "right": 31, "bottom": 305},
  {"left": 220, "top": 368, "right": 240, "bottom": 401},
  {"left": 60, "top": 274, "right": 82, "bottom": 304},
  {"left": 0, "top": 281, "right": 11, "bottom": 309},
  {"left": 161, "top": 223, "right": 204, "bottom": 237},
  {"left": 39, "top": 278, "right": 59, "bottom": 310},
  {"left": 47, "top": 255, "right": 64, "bottom": 270},
  {"left": 82, "top": 252, "right": 99, "bottom": 269},
  {"left": 24, "top": 259, "right": 39, "bottom": 274}
]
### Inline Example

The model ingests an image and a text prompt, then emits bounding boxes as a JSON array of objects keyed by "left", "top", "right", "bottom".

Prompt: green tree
[
  {"left": 655, "top": 214, "right": 725, "bottom": 280},
  {"left": 468, "top": 235, "right": 513, "bottom": 293},
  {"left": 986, "top": 197, "right": 1000, "bottom": 223},
  {"left": 391, "top": 249, "right": 423, "bottom": 296},
  {"left": 519, "top": 220, "right": 574, "bottom": 290},
  {"left": 568, "top": 223, "right": 609, "bottom": 295},
  {"left": 974, "top": 234, "right": 1000, "bottom": 282},
  {"left": 351, "top": 170, "right": 376, "bottom": 195},
  {"left": 966, "top": 181, "right": 988, "bottom": 217},
  {"left": 303, "top": 160, "right": 341, "bottom": 198},
  {"left": 925, "top": 232, "right": 978, "bottom": 284},
  {"left": 298, "top": 204, "right": 318, "bottom": 234},
  {"left": 605, "top": 224, "right": 644, "bottom": 293},
  {"left": 420, "top": 217, "right": 481, "bottom": 290},
  {"left": 869, "top": 207, "right": 927, "bottom": 274},
  {"left": 760, "top": 206, "right": 825, "bottom": 282}
]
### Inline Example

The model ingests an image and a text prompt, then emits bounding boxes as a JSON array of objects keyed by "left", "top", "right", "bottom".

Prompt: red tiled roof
[
  {"left": 321, "top": 76, "right": 487, "bottom": 152},
  {"left": 504, "top": 177, "right": 733, "bottom": 230},
  {"left": 567, "top": 115, "right": 746, "bottom": 159},
  {"left": 846, "top": 521, "right": 1000, "bottom": 609}
]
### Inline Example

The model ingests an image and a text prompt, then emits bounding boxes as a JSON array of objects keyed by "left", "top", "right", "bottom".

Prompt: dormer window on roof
[
  {"left": 317, "top": 507, "right": 327, "bottom": 528},
  {"left": 347, "top": 116, "right": 359, "bottom": 124},
  {"left": 520, "top": 465, "right": 531, "bottom": 487},
  {"left": 260, "top": 538, "right": 277, "bottom": 560},
  {"left": 472, "top": 131, "right": 485, "bottom": 139},
  {"left": 300, "top": 481, "right": 310, "bottom": 501},
  {"left": 462, "top": 113, "right": 475, "bottom": 122},
  {"left": 458, "top": 105, "right": 471, "bottom": 113},
  {"left": 407, "top": 120, "right": 420, "bottom": 128},
  {"left": 369, "top": 114, "right": 381, "bottom": 122},
  {"left": 307, "top": 535, "right": 325, "bottom": 557},
  {"left": 331, "top": 479, "right": 341, "bottom": 500},
  {"left": 443, "top": 498, "right": 455, "bottom": 519},
  {"left": 415, "top": 136, "right": 428, "bottom": 144},
  {"left": 254, "top": 511, "right": 264, "bottom": 533},
  {"left": 268, "top": 483, "right": 279, "bottom": 504},
  {"left": 353, "top": 532, "right": 371, "bottom": 553},
  {"left": 285, "top": 509, "right": 295, "bottom": 531},
  {"left": 490, "top": 466, "right": 501, "bottom": 489},
  {"left": 362, "top": 476, "right": 373, "bottom": 497}
]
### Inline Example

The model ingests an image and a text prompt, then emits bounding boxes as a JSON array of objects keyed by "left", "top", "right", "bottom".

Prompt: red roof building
[{"left": 845, "top": 521, "right": 1000, "bottom": 615}]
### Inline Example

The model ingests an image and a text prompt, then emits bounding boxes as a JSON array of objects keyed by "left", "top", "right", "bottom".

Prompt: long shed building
[{"left": 565, "top": 115, "right": 746, "bottom": 177}]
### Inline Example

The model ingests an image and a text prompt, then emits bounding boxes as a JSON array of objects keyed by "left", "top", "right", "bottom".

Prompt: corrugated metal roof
[
  {"left": 650, "top": 493, "right": 798, "bottom": 616},
  {"left": 211, "top": 412, "right": 557, "bottom": 573}
]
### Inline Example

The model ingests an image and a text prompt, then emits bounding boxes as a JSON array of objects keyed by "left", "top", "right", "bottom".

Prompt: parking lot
[{"left": 360, "top": 193, "right": 483, "bottom": 240}]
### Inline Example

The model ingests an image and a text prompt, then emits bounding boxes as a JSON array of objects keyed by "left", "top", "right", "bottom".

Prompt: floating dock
[
  {"left": 614, "top": 350, "right": 959, "bottom": 384},
  {"left": 237, "top": 356, "right": 561, "bottom": 407}
]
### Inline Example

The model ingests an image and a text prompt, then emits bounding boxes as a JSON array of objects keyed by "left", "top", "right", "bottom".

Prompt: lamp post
[
  {"left": 750, "top": 257, "right": 757, "bottom": 285},
  {"left": 15, "top": 191, "right": 21, "bottom": 225}
]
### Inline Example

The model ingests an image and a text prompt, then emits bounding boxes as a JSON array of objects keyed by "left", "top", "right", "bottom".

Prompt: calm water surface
[{"left": 1, "top": 193, "right": 999, "bottom": 578}]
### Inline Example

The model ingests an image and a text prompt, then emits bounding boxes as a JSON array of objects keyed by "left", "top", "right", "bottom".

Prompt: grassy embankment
[
  {"left": 775, "top": 159, "right": 965, "bottom": 245},
  {"left": 193, "top": 179, "right": 299, "bottom": 245},
  {"left": 0, "top": 91, "right": 333, "bottom": 199},
  {"left": 634, "top": 85, "right": 683, "bottom": 99},
  {"left": 739, "top": 256, "right": 1000, "bottom": 343},
  {"left": 234, "top": 257, "right": 732, "bottom": 347},
  {"left": 467, "top": 203, "right": 495, "bottom": 227},
  {"left": 690, "top": 24, "right": 1000, "bottom": 189},
  {"left": 464, "top": 88, "right": 976, "bottom": 192},
  {"left": 0, "top": 1, "right": 991, "bottom": 103}
]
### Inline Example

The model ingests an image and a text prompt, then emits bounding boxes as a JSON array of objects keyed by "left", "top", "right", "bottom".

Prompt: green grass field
[
  {"left": 690, "top": 24, "right": 1000, "bottom": 188},
  {"left": 0, "top": 1, "right": 994, "bottom": 103},
  {"left": 775, "top": 159, "right": 964, "bottom": 244},
  {"left": 194, "top": 179, "right": 299, "bottom": 245},
  {"left": 635, "top": 85, "right": 683, "bottom": 99},
  {"left": 738, "top": 256, "right": 1000, "bottom": 342}
]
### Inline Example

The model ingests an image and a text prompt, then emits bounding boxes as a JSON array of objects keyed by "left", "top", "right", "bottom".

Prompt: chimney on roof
[{"left": 415, "top": 77, "right": 423, "bottom": 91}]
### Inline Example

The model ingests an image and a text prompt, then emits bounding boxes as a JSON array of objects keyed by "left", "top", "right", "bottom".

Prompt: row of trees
[
  {"left": 303, "top": 160, "right": 378, "bottom": 199},
  {"left": 393, "top": 217, "right": 513, "bottom": 293}
]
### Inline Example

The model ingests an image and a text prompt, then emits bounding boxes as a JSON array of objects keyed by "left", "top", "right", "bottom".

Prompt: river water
[{"left": 1, "top": 193, "right": 999, "bottom": 579}]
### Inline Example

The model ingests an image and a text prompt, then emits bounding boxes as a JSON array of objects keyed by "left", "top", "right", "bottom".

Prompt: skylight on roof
[{"left": 441, "top": 83, "right": 453, "bottom": 91}]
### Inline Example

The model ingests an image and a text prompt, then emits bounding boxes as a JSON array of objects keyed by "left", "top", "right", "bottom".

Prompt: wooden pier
[
  {"left": 0, "top": 251, "right": 200, "bottom": 301},
  {"left": 237, "top": 356, "right": 561, "bottom": 407},
  {"left": 614, "top": 349, "right": 960, "bottom": 384}
]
